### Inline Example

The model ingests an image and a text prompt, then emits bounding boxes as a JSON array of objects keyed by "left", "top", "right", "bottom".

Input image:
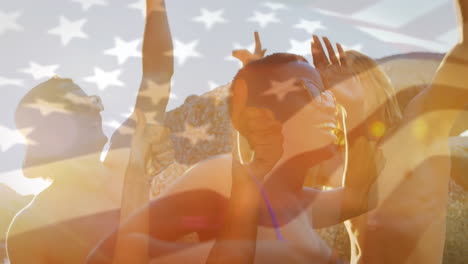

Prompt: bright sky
[{"left": 0, "top": 0, "right": 462, "bottom": 196}]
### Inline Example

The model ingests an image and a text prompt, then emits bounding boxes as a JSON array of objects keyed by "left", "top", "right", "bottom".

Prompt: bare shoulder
[
  {"left": 161, "top": 154, "right": 233, "bottom": 197},
  {"left": 7, "top": 216, "right": 47, "bottom": 264}
]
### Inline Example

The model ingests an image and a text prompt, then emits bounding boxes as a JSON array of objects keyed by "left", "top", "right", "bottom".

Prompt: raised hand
[
  {"left": 231, "top": 80, "right": 283, "bottom": 181},
  {"left": 232, "top": 31, "right": 267, "bottom": 67},
  {"left": 311, "top": 35, "right": 367, "bottom": 137},
  {"left": 311, "top": 35, "right": 351, "bottom": 90}
]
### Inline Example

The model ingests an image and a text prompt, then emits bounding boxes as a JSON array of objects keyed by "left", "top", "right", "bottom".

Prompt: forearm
[
  {"left": 104, "top": 0, "right": 173, "bottom": 161},
  {"left": 133, "top": 0, "right": 173, "bottom": 123},
  {"left": 206, "top": 162, "right": 262, "bottom": 264},
  {"left": 143, "top": 0, "right": 173, "bottom": 78},
  {"left": 120, "top": 159, "right": 150, "bottom": 219},
  {"left": 114, "top": 158, "right": 151, "bottom": 264},
  {"left": 302, "top": 187, "right": 370, "bottom": 228},
  {"left": 403, "top": 43, "right": 468, "bottom": 140},
  {"left": 456, "top": 0, "right": 468, "bottom": 42},
  {"left": 404, "top": 1, "right": 468, "bottom": 135}
]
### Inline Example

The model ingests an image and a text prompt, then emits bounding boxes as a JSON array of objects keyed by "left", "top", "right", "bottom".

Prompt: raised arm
[
  {"left": 99, "top": 0, "right": 174, "bottom": 262},
  {"left": 232, "top": 31, "right": 267, "bottom": 67},
  {"left": 104, "top": 0, "right": 173, "bottom": 170},
  {"left": 135, "top": 0, "right": 174, "bottom": 121},
  {"left": 402, "top": 0, "right": 468, "bottom": 137}
]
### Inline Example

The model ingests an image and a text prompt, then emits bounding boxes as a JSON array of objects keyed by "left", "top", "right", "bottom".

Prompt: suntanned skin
[
  {"left": 348, "top": 43, "right": 468, "bottom": 264},
  {"left": 87, "top": 58, "right": 382, "bottom": 264},
  {"left": 6, "top": 0, "right": 173, "bottom": 263},
  {"left": 310, "top": 1, "right": 468, "bottom": 263}
]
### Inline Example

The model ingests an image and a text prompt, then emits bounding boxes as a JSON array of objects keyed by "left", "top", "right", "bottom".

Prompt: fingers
[
  {"left": 247, "top": 118, "right": 281, "bottom": 133},
  {"left": 242, "top": 107, "right": 282, "bottom": 148},
  {"left": 232, "top": 49, "right": 251, "bottom": 65},
  {"left": 323, "top": 37, "right": 339, "bottom": 65},
  {"left": 248, "top": 129, "right": 283, "bottom": 148},
  {"left": 311, "top": 35, "right": 330, "bottom": 70},
  {"left": 336, "top": 43, "right": 347, "bottom": 66},
  {"left": 254, "top": 31, "right": 268, "bottom": 57},
  {"left": 242, "top": 107, "right": 276, "bottom": 129},
  {"left": 254, "top": 31, "right": 262, "bottom": 54},
  {"left": 244, "top": 107, "right": 274, "bottom": 120},
  {"left": 254, "top": 143, "right": 283, "bottom": 163}
]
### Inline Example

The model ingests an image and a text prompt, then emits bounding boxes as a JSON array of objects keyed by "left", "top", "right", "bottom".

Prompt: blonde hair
[{"left": 345, "top": 50, "right": 403, "bottom": 128}]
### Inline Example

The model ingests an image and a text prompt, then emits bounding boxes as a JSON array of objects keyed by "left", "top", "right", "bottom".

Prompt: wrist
[
  {"left": 128, "top": 151, "right": 146, "bottom": 166},
  {"left": 343, "top": 186, "right": 369, "bottom": 213}
]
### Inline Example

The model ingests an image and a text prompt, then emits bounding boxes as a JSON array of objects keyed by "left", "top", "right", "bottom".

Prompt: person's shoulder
[
  {"left": 161, "top": 154, "right": 233, "bottom": 196},
  {"left": 7, "top": 213, "right": 48, "bottom": 264}
]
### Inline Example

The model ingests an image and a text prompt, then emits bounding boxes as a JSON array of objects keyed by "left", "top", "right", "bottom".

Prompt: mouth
[
  {"left": 315, "top": 122, "right": 337, "bottom": 130},
  {"left": 315, "top": 122, "right": 345, "bottom": 146}
]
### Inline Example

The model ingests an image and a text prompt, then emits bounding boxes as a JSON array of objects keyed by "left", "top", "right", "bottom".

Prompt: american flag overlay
[
  {"left": 1, "top": 1, "right": 466, "bottom": 264},
  {"left": 0, "top": 0, "right": 459, "bottom": 194}
]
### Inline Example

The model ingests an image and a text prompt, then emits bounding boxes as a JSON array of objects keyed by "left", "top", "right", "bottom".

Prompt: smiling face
[
  {"left": 230, "top": 54, "right": 339, "bottom": 169},
  {"left": 15, "top": 77, "right": 107, "bottom": 170},
  {"left": 275, "top": 62, "right": 339, "bottom": 165}
]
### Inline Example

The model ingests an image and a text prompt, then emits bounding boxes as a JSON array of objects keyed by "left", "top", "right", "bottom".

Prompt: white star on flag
[
  {"left": 48, "top": 16, "right": 88, "bottom": 46},
  {"left": 287, "top": 38, "right": 311, "bottom": 56},
  {"left": 20, "top": 62, "right": 60, "bottom": 80},
  {"left": 137, "top": 79, "right": 174, "bottom": 108},
  {"left": 84, "top": 67, "right": 124, "bottom": 91},
  {"left": 71, "top": 0, "right": 108, "bottom": 11},
  {"left": 104, "top": 120, "right": 121, "bottom": 129},
  {"left": 172, "top": 39, "right": 202, "bottom": 66},
  {"left": 176, "top": 122, "right": 214, "bottom": 146},
  {"left": 0, "top": 76, "right": 23, "bottom": 87},
  {"left": 247, "top": 11, "right": 280, "bottom": 28},
  {"left": 104, "top": 37, "right": 142, "bottom": 65},
  {"left": 341, "top": 43, "right": 363, "bottom": 52},
  {"left": 128, "top": 0, "right": 145, "bottom": 18},
  {"left": 294, "top": 19, "right": 325, "bottom": 34},
  {"left": 25, "top": 99, "right": 71, "bottom": 116},
  {"left": 357, "top": 26, "right": 446, "bottom": 52},
  {"left": 0, "top": 0, "right": 460, "bottom": 197},
  {"left": 0, "top": 126, "right": 34, "bottom": 152},
  {"left": 192, "top": 8, "right": 228, "bottom": 30},
  {"left": 262, "top": 78, "right": 303, "bottom": 101},
  {"left": 262, "top": 2, "right": 288, "bottom": 11},
  {"left": 0, "top": 10, "right": 23, "bottom": 35}
]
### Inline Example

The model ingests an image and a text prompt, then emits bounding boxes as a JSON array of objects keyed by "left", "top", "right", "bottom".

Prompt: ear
[{"left": 231, "top": 79, "right": 248, "bottom": 130}]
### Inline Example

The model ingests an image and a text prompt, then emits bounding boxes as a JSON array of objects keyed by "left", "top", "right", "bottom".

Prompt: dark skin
[{"left": 87, "top": 58, "right": 383, "bottom": 264}]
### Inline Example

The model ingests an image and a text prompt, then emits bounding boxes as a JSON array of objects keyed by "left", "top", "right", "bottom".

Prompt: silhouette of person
[{"left": 7, "top": 0, "right": 174, "bottom": 263}]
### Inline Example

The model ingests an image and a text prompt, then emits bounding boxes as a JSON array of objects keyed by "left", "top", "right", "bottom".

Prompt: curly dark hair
[{"left": 228, "top": 52, "right": 323, "bottom": 123}]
